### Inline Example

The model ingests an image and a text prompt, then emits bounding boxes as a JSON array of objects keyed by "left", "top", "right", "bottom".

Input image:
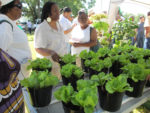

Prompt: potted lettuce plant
[
  {"left": 72, "top": 80, "right": 98, "bottom": 113},
  {"left": 79, "top": 50, "right": 96, "bottom": 73},
  {"left": 122, "top": 63, "right": 150, "bottom": 97},
  {"left": 59, "top": 54, "right": 76, "bottom": 67},
  {"left": 91, "top": 73, "right": 133, "bottom": 112},
  {"left": 54, "top": 84, "right": 83, "bottom": 113},
  {"left": 54, "top": 80, "right": 98, "bottom": 113},
  {"left": 60, "top": 64, "right": 84, "bottom": 90},
  {"left": 84, "top": 57, "right": 112, "bottom": 78},
  {"left": 27, "top": 58, "right": 52, "bottom": 72},
  {"left": 21, "top": 70, "right": 59, "bottom": 107}
]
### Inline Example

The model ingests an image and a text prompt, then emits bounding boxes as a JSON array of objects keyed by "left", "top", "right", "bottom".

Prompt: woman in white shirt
[
  {"left": 0, "top": 0, "right": 32, "bottom": 80},
  {"left": 70, "top": 10, "right": 97, "bottom": 55},
  {"left": 59, "top": 7, "right": 76, "bottom": 53},
  {"left": 34, "top": 1, "right": 67, "bottom": 79}
]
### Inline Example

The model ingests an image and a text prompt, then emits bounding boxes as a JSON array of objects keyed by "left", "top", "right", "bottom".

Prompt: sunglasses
[{"left": 14, "top": 3, "right": 22, "bottom": 9}]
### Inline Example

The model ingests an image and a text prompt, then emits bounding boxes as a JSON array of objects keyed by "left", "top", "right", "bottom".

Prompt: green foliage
[
  {"left": 27, "top": 58, "right": 52, "bottom": 70},
  {"left": 91, "top": 72, "right": 114, "bottom": 86},
  {"left": 111, "top": 54, "right": 130, "bottom": 65},
  {"left": 54, "top": 84, "right": 74, "bottom": 104},
  {"left": 122, "top": 63, "right": 150, "bottom": 82},
  {"left": 103, "top": 57, "right": 112, "bottom": 68},
  {"left": 76, "top": 80, "right": 97, "bottom": 91},
  {"left": 84, "top": 57, "right": 112, "bottom": 71},
  {"left": 85, "top": 58, "right": 104, "bottom": 71},
  {"left": 54, "top": 80, "right": 98, "bottom": 113},
  {"left": 21, "top": 71, "right": 59, "bottom": 88},
  {"left": 96, "top": 47, "right": 111, "bottom": 58},
  {"left": 71, "top": 87, "right": 98, "bottom": 113},
  {"left": 22, "top": 0, "right": 96, "bottom": 22},
  {"left": 60, "top": 54, "right": 76, "bottom": 64},
  {"left": 79, "top": 50, "right": 96, "bottom": 59},
  {"left": 90, "top": 14, "right": 107, "bottom": 21},
  {"left": 105, "top": 75, "right": 133, "bottom": 94},
  {"left": 112, "top": 17, "right": 138, "bottom": 46},
  {"left": 60, "top": 64, "right": 83, "bottom": 78},
  {"left": 90, "top": 14, "right": 110, "bottom": 48}
]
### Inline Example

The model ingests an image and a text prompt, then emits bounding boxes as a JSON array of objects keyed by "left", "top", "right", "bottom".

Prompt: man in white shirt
[{"left": 59, "top": 7, "right": 76, "bottom": 53}]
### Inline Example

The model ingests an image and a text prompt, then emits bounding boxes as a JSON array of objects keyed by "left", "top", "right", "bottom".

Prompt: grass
[{"left": 27, "top": 33, "right": 36, "bottom": 59}]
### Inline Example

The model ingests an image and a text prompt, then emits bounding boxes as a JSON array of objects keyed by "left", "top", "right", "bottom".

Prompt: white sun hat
[{"left": 1, "top": 0, "right": 14, "bottom": 7}]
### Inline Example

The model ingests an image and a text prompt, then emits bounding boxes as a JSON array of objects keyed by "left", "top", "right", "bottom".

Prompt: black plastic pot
[
  {"left": 89, "top": 68, "right": 99, "bottom": 79},
  {"left": 62, "top": 75, "right": 84, "bottom": 91},
  {"left": 101, "top": 68, "right": 109, "bottom": 74},
  {"left": 28, "top": 86, "right": 52, "bottom": 107},
  {"left": 32, "top": 67, "right": 51, "bottom": 72},
  {"left": 59, "top": 60, "right": 76, "bottom": 67},
  {"left": 130, "top": 58, "right": 138, "bottom": 63},
  {"left": 146, "top": 80, "right": 150, "bottom": 87},
  {"left": 98, "top": 86, "right": 124, "bottom": 112},
  {"left": 126, "top": 79, "right": 146, "bottom": 97},
  {"left": 110, "top": 61, "right": 123, "bottom": 77},
  {"left": 62, "top": 102, "right": 84, "bottom": 113}
]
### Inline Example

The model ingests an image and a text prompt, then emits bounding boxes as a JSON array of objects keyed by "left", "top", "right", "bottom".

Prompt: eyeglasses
[{"left": 14, "top": 3, "right": 22, "bottom": 9}]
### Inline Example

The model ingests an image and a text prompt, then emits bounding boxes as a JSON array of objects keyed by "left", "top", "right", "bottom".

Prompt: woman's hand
[
  {"left": 146, "top": 75, "right": 150, "bottom": 81},
  {"left": 51, "top": 51, "right": 60, "bottom": 62},
  {"left": 72, "top": 43, "right": 81, "bottom": 47}
]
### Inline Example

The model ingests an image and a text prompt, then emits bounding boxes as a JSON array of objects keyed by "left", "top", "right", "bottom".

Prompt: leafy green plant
[
  {"left": 105, "top": 74, "right": 133, "bottom": 94},
  {"left": 112, "top": 17, "right": 138, "bottom": 46},
  {"left": 85, "top": 58, "right": 104, "bottom": 72},
  {"left": 79, "top": 50, "right": 96, "bottom": 60},
  {"left": 21, "top": 70, "right": 59, "bottom": 88},
  {"left": 76, "top": 79, "right": 97, "bottom": 91},
  {"left": 122, "top": 63, "right": 150, "bottom": 82},
  {"left": 54, "top": 80, "right": 98, "bottom": 113},
  {"left": 96, "top": 47, "right": 111, "bottom": 58},
  {"left": 91, "top": 72, "right": 114, "bottom": 86},
  {"left": 54, "top": 84, "right": 74, "bottom": 104},
  {"left": 60, "top": 54, "right": 76, "bottom": 64},
  {"left": 60, "top": 64, "right": 83, "bottom": 78},
  {"left": 27, "top": 58, "right": 52, "bottom": 70},
  {"left": 71, "top": 87, "right": 98, "bottom": 113}
]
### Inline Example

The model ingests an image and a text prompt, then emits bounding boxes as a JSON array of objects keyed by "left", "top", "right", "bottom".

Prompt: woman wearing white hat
[
  {"left": 0, "top": 0, "right": 32, "bottom": 79},
  {"left": 0, "top": 0, "right": 32, "bottom": 112}
]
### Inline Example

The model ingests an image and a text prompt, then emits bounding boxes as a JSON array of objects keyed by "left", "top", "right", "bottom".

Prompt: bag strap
[
  {"left": 90, "top": 26, "right": 93, "bottom": 40},
  {"left": 0, "top": 20, "right": 13, "bottom": 31}
]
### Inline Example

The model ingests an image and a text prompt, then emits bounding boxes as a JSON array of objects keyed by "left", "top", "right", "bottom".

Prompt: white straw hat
[{"left": 1, "top": 0, "right": 14, "bottom": 7}]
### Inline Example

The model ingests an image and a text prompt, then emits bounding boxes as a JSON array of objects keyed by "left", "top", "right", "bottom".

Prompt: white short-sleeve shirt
[
  {"left": 59, "top": 15, "right": 72, "bottom": 42},
  {"left": 0, "top": 14, "right": 32, "bottom": 80},
  {"left": 0, "top": 14, "right": 32, "bottom": 63},
  {"left": 34, "top": 20, "right": 68, "bottom": 56},
  {"left": 70, "top": 25, "right": 90, "bottom": 55}
]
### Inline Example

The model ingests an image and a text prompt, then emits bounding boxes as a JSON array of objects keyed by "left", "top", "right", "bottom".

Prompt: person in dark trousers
[
  {"left": 27, "top": 20, "right": 32, "bottom": 34},
  {"left": 136, "top": 16, "right": 145, "bottom": 48}
]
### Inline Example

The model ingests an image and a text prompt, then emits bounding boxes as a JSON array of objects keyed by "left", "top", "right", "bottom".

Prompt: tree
[{"left": 22, "top": 0, "right": 96, "bottom": 23}]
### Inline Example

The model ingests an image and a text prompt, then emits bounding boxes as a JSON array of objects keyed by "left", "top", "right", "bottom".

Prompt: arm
[
  {"left": 72, "top": 28, "right": 97, "bottom": 47},
  {"left": 64, "top": 23, "right": 76, "bottom": 34},
  {"left": 146, "top": 75, "right": 150, "bottom": 81},
  {"left": 0, "top": 23, "right": 13, "bottom": 51},
  {"left": 35, "top": 48, "right": 60, "bottom": 62},
  {"left": 145, "top": 27, "right": 150, "bottom": 38}
]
